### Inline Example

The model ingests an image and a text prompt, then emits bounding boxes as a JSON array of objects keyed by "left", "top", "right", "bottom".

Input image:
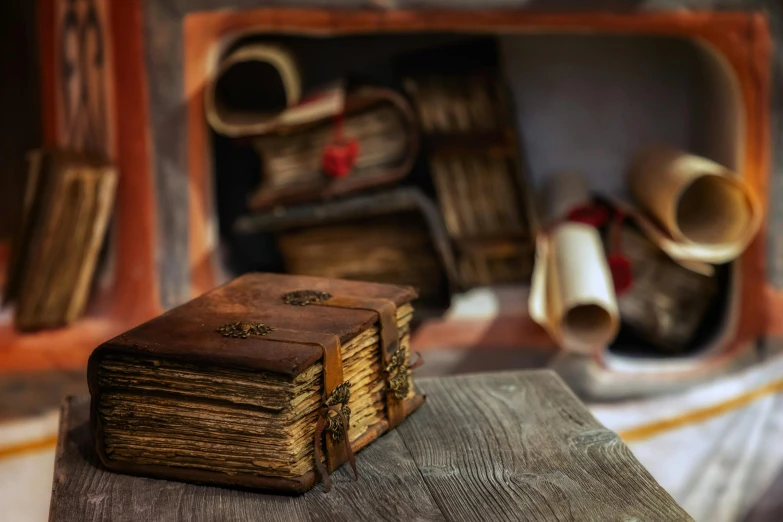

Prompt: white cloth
[
  {"left": 0, "top": 410, "right": 59, "bottom": 522},
  {"left": 591, "top": 355, "right": 783, "bottom": 521}
]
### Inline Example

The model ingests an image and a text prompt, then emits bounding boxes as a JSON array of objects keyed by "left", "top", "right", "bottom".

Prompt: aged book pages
[
  {"left": 247, "top": 86, "right": 418, "bottom": 210},
  {"left": 455, "top": 240, "right": 534, "bottom": 288},
  {"left": 404, "top": 73, "right": 534, "bottom": 287},
  {"left": 97, "top": 305, "right": 415, "bottom": 479},
  {"left": 8, "top": 151, "right": 117, "bottom": 331},
  {"left": 254, "top": 104, "right": 408, "bottom": 191},
  {"left": 430, "top": 155, "right": 524, "bottom": 239},
  {"left": 277, "top": 216, "right": 444, "bottom": 301},
  {"left": 1, "top": 151, "right": 44, "bottom": 307}
]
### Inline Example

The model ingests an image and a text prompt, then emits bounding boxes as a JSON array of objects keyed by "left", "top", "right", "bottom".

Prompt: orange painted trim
[
  {"left": 619, "top": 377, "right": 783, "bottom": 443},
  {"left": 185, "top": 10, "right": 771, "bottom": 356},
  {"left": 0, "top": 434, "right": 58, "bottom": 460},
  {"left": 764, "top": 287, "right": 783, "bottom": 336},
  {"left": 729, "top": 15, "right": 771, "bottom": 349},
  {"left": 106, "top": 0, "right": 161, "bottom": 320},
  {"left": 184, "top": 23, "right": 216, "bottom": 297},
  {"left": 183, "top": 9, "right": 764, "bottom": 34},
  {"left": 0, "top": 320, "right": 123, "bottom": 372}
]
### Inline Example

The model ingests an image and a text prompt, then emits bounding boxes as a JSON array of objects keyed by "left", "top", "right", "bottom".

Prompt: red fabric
[
  {"left": 322, "top": 113, "right": 360, "bottom": 178},
  {"left": 567, "top": 206, "right": 609, "bottom": 227},
  {"left": 322, "top": 140, "right": 359, "bottom": 178},
  {"left": 566, "top": 204, "right": 634, "bottom": 295},
  {"left": 608, "top": 254, "right": 633, "bottom": 295}
]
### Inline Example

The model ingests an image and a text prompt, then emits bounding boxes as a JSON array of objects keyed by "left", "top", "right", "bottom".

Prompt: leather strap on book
[
  {"left": 320, "top": 295, "right": 406, "bottom": 430},
  {"left": 260, "top": 328, "right": 357, "bottom": 490},
  {"left": 283, "top": 290, "right": 406, "bottom": 430}
]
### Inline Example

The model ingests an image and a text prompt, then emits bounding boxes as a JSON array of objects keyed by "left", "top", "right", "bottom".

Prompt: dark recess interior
[
  {"left": 216, "top": 61, "right": 290, "bottom": 113},
  {"left": 214, "top": 34, "right": 495, "bottom": 277},
  {"left": 608, "top": 259, "right": 732, "bottom": 360},
  {"left": 211, "top": 31, "right": 733, "bottom": 358},
  {"left": 0, "top": 1, "right": 41, "bottom": 241}
]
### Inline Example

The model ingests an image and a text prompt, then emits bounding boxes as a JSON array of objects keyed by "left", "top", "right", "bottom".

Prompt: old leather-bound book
[
  {"left": 5, "top": 149, "right": 117, "bottom": 331},
  {"left": 277, "top": 214, "right": 447, "bottom": 303},
  {"left": 403, "top": 71, "right": 535, "bottom": 288},
  {"left": 247, "top": 86, "right": 419, "bottom": 210},
  {"left": 88, "top": 273, "right": 424, "bottom": 493}
]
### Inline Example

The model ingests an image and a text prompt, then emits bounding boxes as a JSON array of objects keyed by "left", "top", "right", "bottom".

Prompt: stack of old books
[
  {"left": 250, "top": 89, "right": 414, "bottom": 208},
  {"left": 90, "top": 273, "right": 424, "bottom": 493},
  {"left": 204, "top": 43, "right": 419, "bottom": 210},
  {"left": 404, "top": 72, "right": 535, "bottom": 288},
  {"left": 4, "top": 150, "right": 117, "bottom": 331}
]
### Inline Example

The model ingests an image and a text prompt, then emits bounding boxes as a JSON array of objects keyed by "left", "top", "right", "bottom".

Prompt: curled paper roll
[
  {"left": 629, "top": 146, "right": 761, "bottom": 264},
  {"left": 529, "top": 223, "right": 619, "bottom": 354},
  {"left": 205, "top": 44, "right": 303, "bottom": 137}
]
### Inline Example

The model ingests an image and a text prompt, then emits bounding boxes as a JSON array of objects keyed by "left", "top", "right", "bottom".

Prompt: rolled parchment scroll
[
  {"left": 206, "top": 44, "right": 317, "bottom": 137},
  {"left": 529, "top": 222, "right": 620, "bottom": 354},
  {"left": 629, "top": 146, "right": 761, "bottom": 264}
]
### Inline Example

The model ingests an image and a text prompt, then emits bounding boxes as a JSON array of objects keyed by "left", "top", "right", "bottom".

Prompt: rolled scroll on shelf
[
  {"left": 529, "top": 223, "right": 620, "bottom": 354},
  {"left": 204, "top": 44, "right": 343, "bottom": 137},
  {"left": 629, "top": 146, "right": 762, "bottom": 264}
]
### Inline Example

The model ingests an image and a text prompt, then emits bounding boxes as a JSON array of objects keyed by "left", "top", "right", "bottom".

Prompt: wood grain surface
[
  {"left": 397, "top": 371, "right": 691, "bottom": 521},
  {"left": 49, "top": 371, "right": 689, "bottom": 521}
]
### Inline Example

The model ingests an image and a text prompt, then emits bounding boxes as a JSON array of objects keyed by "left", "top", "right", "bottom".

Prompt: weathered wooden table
[{"left": 49, "top": 371, "right": 690, "bottom": 521}]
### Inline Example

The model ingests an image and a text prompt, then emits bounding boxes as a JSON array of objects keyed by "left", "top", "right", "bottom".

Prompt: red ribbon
[
  {"left": 322, "top": 113, "right": 359, "bottom": 179},
  {"left": 567, "top": 203, "right": 633, "bottom": 296}
]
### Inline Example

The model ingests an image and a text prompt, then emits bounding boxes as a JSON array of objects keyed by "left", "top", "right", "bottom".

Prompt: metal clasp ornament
[
  {"left": 282, "top": 290, "right": 332, "bottom": 306},
  {"left": 323, "top": 381, "right": 352, "bottom": 441},
  {"left": 216, "top": 322, "right": 274, "bottom": 338}
]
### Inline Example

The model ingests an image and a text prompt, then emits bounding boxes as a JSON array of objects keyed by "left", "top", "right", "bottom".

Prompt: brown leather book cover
[{"left": 88, "top": 273, "right": 425, "bottom": 493}]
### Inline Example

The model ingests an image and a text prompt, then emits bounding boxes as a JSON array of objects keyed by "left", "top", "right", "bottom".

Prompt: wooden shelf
[
  {"left": 0, "top": 318, "right": 125, "bottom": 373},
  {"left": 0, "top": 268, "right": 160, "bottom": 373}
]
